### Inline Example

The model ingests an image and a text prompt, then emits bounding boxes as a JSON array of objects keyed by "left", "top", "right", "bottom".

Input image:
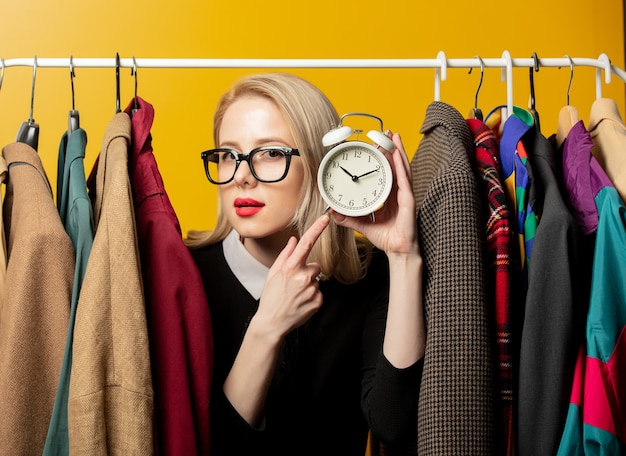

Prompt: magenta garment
[
  {"left": 125, "top": 97, "right": 214, "bottom": 456},
  {"left": 560, "top": 120, "right": 611, "bottom": 234}
]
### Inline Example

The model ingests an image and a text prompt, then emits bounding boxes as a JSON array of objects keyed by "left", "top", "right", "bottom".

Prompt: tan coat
[
  {"left": 588, "top": 97, "right": 626, "bottom": 204},
  {"left": 0, "top": 142, "right": 74, "bottom": 454},
  {"left": 68, "top": 112, "right": 154, "bottom": 455}
]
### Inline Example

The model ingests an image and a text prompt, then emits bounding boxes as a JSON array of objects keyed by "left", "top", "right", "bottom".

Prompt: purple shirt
[{"left": 561, "top": 120, "right": 613, "bottom": 235}]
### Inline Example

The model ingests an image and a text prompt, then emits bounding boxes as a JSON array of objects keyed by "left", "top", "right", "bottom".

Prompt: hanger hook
[
  {"left": 29, "top": 55, "right": 37, "bottom": 123},
  {"left": 434, "top": 50, "right": 447, "bottom": 102},
  {"left": 501, "top": 50, "right": 513, "bottom": 120},
  {"left": 565, "top": 55, "right": 574, "bottom": 105},
  {"left": 532, "top": 52, "right": 540, "bottom": 73},
  {"left": 69, "top": 55, "right": 76, "bottom": 111},
  {"left": 131, "top": 56, "right": 139, "bottom": 111},
  {"left": 115, "top": 53, "right": 121, "bottom": 113},
  {"left": 0, "top": 58, "right": 5, "bottom": 93},
  {"left": 529, "top": 52, "right": 540, "bottom": 110},
  {"left": 468, "top": 56, "right": 485, "bottom": 111}
]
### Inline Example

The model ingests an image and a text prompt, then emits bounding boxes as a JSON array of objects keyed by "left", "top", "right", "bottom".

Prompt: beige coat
[
  {"left": 588, "top": 97, "right": 626, "bottom": 204},
  {"left": 68, "top": 112, "right": 154, "bottom": 455},
  {"left": 0, "top": 142, "right": 74, "bottom": 454}
]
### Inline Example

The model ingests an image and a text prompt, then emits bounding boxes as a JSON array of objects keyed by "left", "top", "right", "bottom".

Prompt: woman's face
[{"left": 217, "top": 95, "right": 305, "bottom": 245}]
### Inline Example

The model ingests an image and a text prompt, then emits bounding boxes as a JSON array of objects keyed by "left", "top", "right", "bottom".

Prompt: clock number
[
  {"left": 338, "top": 194, "right": 343, "bottom": 201},
  {"left": 362, "top": 197, "right": 368, "bottom": 206},
  {"left": 328, "top": 184, "right": 334, "bottom": 192},
  {"left": 341, "top": 152, "right": 349, "bottom": 160},
  {"left": 348, "top": 199, "right": 354, "bottom": 207},
  {"left": 353, "top": 150, "right": 362, "bottom": 158},
  {"left": 372, "top": 189, "right": 378, "bottom": 197},
  {"left": 331, "top": 160, "right": 339, "bottom": 169}
]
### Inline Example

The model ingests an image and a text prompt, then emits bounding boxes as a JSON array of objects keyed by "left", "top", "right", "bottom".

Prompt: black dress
[{"left": 191, "top": 240, "right": 423, "bottom": 456}]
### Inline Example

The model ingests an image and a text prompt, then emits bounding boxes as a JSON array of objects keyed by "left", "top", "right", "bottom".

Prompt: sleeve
[
  {"left": 366, "top": 354, "right": 423, "bottom": 444},
  {"left": 359, "top": 249, "right": 424, "bottom": 445},
  {"left": 210, "top": 389, "right": 266, "bottom": 453}
]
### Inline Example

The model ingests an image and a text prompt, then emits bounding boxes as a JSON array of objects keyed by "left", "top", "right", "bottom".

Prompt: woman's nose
[{"left": 232, "top": 160, "right": 256, "bottom": 186}]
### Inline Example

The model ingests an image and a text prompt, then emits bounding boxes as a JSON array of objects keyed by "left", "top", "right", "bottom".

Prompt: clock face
[{"left": 317, "top": 141, "right": 393, "bottom": 217}]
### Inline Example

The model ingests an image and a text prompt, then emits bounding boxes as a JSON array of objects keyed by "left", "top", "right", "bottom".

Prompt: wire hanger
[
  {"left": 565, "top": 55, "right": 574, "bottom": 106},
  {"left": 468, "top": 56, "right": 484, "bottom": 121},
  {"left": 528, "top": 52, "right": 541, "bottom": 131},
  {"left": 68, "top": 55, "right": 80, "bottom": 135},
  {"left": 15, "top": 55, "right": 40, "bottom": 150},
  {"left": 556, "top": 55, "right": 580, "bottom": 149},
  {"left": 115, "top": 52, "right": 121, "bottom": 114},
  {"left": 131, "top": 56, "right": 139, "bottom": 116}
]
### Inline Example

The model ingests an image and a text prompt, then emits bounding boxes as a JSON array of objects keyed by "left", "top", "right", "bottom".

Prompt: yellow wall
[{"left": 0, "top": 0, "right": 623, "bottom": 236}]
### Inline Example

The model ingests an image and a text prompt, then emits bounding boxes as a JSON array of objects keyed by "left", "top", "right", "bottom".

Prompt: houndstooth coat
[{"left": 411, "top": 101, "right": 495, "bottom": 455}]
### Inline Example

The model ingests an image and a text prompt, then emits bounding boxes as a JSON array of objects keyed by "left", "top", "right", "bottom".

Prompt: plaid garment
[
  {"left": 467, "top": 118, "right": 517, "bottom": 456},
  {"left": 486, "top": 108, "right": 538, "bottom": 293}
]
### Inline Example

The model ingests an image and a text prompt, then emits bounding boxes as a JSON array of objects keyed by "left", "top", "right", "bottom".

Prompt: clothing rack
[{"left": 2, "top": 52, "right": 625, "bottom": 120}]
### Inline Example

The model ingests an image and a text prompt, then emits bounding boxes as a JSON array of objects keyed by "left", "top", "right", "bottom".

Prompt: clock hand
[
  {"left": 339, "top": 166, "right": 358, "bottom": 181},
  {"left": 355, "top": 167, "right": 381, "bottom": 179}
]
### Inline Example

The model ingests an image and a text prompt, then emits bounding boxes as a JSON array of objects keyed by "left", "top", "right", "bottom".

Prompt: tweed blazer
[
  {"left": 68, "top": 112, "right": 154, "bottom": 455},
  {"left": 0, "top": 142, "right": 74, "bottom": 455},
  {"left": 411, "top": 102, "right": 495, "bottom": 455}
]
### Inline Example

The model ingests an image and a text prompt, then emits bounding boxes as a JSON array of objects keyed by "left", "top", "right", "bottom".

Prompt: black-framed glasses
[{"left": 201, "top": 146, "right": 300, "bottom": 184}]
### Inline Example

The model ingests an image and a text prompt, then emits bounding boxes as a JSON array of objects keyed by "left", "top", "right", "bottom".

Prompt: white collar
[{"left": 223, "top": 229, "right": 269, "bottom": 300}]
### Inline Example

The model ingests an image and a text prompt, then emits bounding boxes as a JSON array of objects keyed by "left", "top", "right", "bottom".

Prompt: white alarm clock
[{"left": 317, "top": 112, "right": 395, "bottom": 217}]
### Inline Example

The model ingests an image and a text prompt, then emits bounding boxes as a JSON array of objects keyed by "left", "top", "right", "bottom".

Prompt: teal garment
[
  {"left": 557, "top": 186, "right": 626, "bottom": 455},
  {"left": 43, "top": 128, "right": 94, "bottom": 455}
]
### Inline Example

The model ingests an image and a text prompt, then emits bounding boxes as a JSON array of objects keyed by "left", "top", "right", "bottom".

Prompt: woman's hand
[
  {"left": 255, "top": 214, "right": 330, "bottom": 339},
  {"left": 333, "top": 131, "right": 425, "bottom": 370},
  {"left": 331, "top": 132, "right": 419, "bottom": 259},
  {"left": 224, "top": 214, "right": 330, "bottom": 425}
]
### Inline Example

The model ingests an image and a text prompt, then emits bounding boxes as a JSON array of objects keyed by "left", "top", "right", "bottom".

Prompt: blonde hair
[{"left": 186, "top": 72, "right": 371, "bottom": 284}]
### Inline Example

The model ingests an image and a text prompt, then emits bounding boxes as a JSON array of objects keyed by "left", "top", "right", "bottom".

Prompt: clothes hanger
[
  {"left": 566, "top": 55, "right": 574, "bottom": 107},
  {"left": 468, "top": 56, "right": 484, "bottom": 121},
  {"left": 433, "top": 50, "right": 447, "bottom": 102},
  {"left": 528, "top": 52, "right": 541, "bottom": 132},
  {"left": 595, "top": 53, "right": 611, "bottom": 100},
  {"left": 0, "top": 58, "right": 5, "bottom": 94},
  {"left": 556, "top": 55, "right": 579, "bottom": 148},
  {"left": 15, "top": 55, "right": 40, "bottom": 150},
  {"left": 115, "top": 52, "right": 121, "bottom": 114},
  {"left": 484, "top": 51, "right": 513, "bottom": 131},
  {"left": 68, "top": 55, "right": 80, "bottom": 135},
  {"left": 501, "top": 50, "right": 513, "bottom": 121},
  {"left": 131, "top": 56, "right": 139, "bottom": 116}
]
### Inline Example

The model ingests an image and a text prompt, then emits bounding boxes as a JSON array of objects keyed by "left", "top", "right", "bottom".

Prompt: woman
[{"left": 187, "top": 72, "right": 424, "bottom": 455}]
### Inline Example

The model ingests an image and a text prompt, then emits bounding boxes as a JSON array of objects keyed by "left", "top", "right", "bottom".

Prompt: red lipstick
[{"left": 234, "top": 198, "right": 265, "bottom": 217}]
